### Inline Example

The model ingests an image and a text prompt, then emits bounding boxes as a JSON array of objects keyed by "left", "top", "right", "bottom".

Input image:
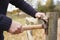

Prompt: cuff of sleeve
[
  {"left": 0, "top": 15, "right": 12, "bottom": 31},
  {"left": 31, "top": 10, "right": 37, "bottom": 18}
]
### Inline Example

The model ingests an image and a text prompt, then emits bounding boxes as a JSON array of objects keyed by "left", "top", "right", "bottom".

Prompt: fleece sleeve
[
  {"left": 0, "top": 14, "right": 12, "bottom": 31},
  {"left": 10, "top": 0, "right": 37, "bottom": 18}
]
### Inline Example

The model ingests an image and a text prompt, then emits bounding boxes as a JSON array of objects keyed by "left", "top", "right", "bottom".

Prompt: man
[{"left": 0, "top": 0, "right": 47, "bottom": 40}]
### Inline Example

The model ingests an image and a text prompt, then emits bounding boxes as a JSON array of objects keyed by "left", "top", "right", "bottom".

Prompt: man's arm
[
  {"left": 10, "top": 0, "right": 37, "bottom": 17},
  {"left": 0, "top": 14, "right": 23, "bottom": 34},
  {"left": 0, "top": 14, "right": 12, "bottom": 31},
  {"left": 8, "top": 0, "right": 48, "bottom": 34}
]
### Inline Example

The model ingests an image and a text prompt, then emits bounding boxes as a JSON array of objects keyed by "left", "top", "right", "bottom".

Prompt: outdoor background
[{"left": 4, "top": 0, "right": 60, "bottom": 40}]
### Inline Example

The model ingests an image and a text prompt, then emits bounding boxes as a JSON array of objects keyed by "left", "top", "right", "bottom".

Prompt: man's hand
[
  {"left": 8, "top": 21, "right": 23, "bottom": 34},
  {"left": 35, "top": 12, "right": 48, "bottom": 21}
]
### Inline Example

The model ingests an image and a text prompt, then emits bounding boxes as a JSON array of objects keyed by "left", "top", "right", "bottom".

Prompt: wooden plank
[{"left": 46, "top": 12, "right": 58, "bottom": 40}]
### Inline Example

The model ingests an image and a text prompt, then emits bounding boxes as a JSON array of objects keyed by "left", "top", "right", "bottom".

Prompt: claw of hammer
[{"left": 41, "top": 19, "right": 49, "bottom": 35}]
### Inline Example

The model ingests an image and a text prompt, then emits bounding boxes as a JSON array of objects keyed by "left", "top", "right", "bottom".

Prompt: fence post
[{"left": 46, "top": 12, "right": 58, "bottom": 40}]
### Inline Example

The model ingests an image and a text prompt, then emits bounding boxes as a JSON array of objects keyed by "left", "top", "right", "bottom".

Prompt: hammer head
[
  {"left": 38, "top": 18, "right": 49, "bottom": 35},
  {"left": 42, "top": 19, "right": 49, "bottom": 35}
]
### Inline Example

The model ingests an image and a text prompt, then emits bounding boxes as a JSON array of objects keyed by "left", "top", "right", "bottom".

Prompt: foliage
[
  {"left": 54, "top": 1, "right": 60, "bottom": 17},
  {"left": 37, "top": 5, "right": 46, "bottom": 13},
  {"left": 37, "top": 0, "right": 55, "bottom": 12},
  {"left": 46, "top": 0, "right": 55, "bottom": 12},
  {"left": 37, "top": 1, "right": 47, "bottom": 13}
]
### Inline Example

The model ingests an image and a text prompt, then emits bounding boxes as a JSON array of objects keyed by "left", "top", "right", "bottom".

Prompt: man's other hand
[{"left": 8, "top": 21, "right": 23, "bottom": 34}]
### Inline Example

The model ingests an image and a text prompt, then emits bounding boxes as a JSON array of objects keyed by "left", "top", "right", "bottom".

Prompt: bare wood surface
[{"left": 46, "top": 12, "right": 58, "bottom": 40}]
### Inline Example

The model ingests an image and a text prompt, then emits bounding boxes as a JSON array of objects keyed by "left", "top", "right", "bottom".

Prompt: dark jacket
[{"left": 0, "top": 0, "right": 37, "bottom": 40}]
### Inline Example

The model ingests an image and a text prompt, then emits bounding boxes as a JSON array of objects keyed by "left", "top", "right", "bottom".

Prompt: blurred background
[
  {"left": 7, "top": 0, "right": 60, "bottom": 17},
  {"left": 4, "top": 0, "right": 60, "bottom": 40}
]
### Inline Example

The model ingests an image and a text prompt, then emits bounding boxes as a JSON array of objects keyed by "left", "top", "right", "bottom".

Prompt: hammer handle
[{"left": 22, "top": 24, "right": 43, "bottom": 31}]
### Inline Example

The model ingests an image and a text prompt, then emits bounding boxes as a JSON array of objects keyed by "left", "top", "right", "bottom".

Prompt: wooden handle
[{"left": 22, "top": 24, "right": 43, "bottom": 31}]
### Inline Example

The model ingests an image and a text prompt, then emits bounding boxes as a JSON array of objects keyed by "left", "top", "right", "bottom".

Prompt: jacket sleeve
[
  {"left": 10, "top": 0, "right": 37, "bottom": 18},
  {"left": 0, "top": 14, "right": 12, "bottom": 31}
]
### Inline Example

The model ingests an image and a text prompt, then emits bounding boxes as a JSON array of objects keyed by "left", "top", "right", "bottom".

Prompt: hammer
[{"left": 22, "top": 19, "right": 48, "bottom": 35}]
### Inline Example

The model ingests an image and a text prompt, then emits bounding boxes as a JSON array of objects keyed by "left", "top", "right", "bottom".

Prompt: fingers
[
  {"left": 35, "top": 12, "right": 46, "bottom": 19},
  {"left": 8, "top": 21, "right": 23, "bottom": 34},
  {"left": 35, "top": 12, "right": 48, "bottom": 22},
  {"left": 12, "top": 27, "right": 22, "bottom": 34},
  {"left": 35, "top": 12, "right": 42, "bottom": 18}
]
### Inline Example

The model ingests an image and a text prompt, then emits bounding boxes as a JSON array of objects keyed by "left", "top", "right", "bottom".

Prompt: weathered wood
[{"left": 46, "top": 12, "right": 58, "bottom": 40}]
